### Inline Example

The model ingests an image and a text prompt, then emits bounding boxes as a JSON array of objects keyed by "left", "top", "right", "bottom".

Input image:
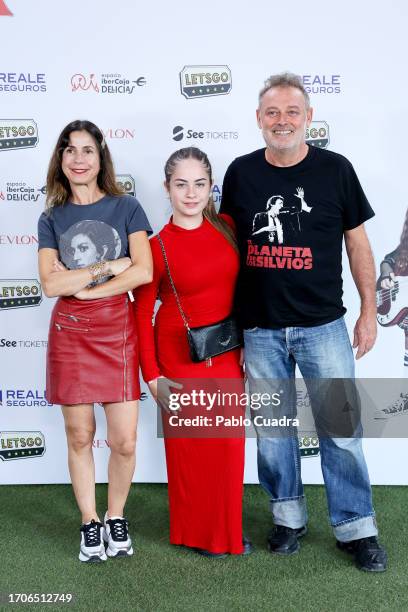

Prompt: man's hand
[
  {"left": 353, "top": 311, "right": 377, "bottom": 359},
  {"left": 345, "top": 224, "right": 377, "bottom": 360}
]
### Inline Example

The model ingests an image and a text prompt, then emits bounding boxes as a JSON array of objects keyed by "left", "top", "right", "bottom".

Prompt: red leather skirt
[{"left": 46, "top": 294, "right": 140, "bottom": 405}]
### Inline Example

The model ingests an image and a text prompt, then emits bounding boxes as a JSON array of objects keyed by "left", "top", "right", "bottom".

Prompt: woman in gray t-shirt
[{"left": 37, "top": 119, "right": 153, "bottom": 563}]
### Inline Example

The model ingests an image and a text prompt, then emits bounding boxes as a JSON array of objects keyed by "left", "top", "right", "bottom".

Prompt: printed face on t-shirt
[
  {"left": 59, "top": 220, "right": 121, "bottom": 270},
  {"left": 252, "top": 187, "right": 313, "bottom": 247}
]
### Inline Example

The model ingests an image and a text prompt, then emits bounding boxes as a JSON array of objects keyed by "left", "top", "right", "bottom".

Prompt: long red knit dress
[{"left": 134, "top": 216, "right": 245, "bottom": 554}]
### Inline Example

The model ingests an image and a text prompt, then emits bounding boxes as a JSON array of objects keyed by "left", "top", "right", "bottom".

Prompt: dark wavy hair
[
  {"left": 45, "top": 119, "right": 122, "bottom": 209},
  {"left": 164, "top": 147, "right": 237, "bottom": 252}
]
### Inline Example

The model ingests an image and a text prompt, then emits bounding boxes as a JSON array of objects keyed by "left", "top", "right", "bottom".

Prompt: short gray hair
[{"left": 258, "top": 72, "right": 310, "bottom": 109}]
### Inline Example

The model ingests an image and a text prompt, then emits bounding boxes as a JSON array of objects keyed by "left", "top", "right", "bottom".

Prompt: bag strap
[{"left": 157, "top": 234, "right": 190, "bottom": 331}]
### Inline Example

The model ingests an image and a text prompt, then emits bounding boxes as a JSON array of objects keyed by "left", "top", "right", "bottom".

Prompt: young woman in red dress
[{"left": 135, "top": 147, "right": 250, "bottom": 557}]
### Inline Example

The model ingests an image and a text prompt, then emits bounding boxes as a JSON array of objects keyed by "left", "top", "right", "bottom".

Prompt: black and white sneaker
[
  {"left": 103, "top": 512, "right": 134, "bottom": 558},
  {"left": 79, "top": 519, "right": 107, "bottom": 563}
]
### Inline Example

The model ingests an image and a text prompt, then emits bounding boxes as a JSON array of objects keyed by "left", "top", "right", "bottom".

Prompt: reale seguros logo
[{"left": 302, "top": 74, "right": 341, "bottom": 95}]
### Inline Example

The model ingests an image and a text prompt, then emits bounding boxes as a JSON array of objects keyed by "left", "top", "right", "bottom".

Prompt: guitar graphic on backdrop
[
  {"left": 376, "top": 276, "right": 408, "bottom": 326},
  {"left": 0, "top": 0, "right": 12, "bottom": 16}
]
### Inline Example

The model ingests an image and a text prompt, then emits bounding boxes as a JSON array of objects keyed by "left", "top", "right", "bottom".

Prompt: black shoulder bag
[{"left": 157, "top": 234, "right": 242, "bottom": 364}]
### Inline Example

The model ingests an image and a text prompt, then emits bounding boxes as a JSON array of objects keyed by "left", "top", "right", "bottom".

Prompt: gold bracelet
[{"left": 89, "top": 260, "right": 107, "bottom": 283}]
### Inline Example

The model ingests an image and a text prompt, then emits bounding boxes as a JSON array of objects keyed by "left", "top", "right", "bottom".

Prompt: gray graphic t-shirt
[{"left": 38, "top": 195, "right": 152, "bottom": 275}]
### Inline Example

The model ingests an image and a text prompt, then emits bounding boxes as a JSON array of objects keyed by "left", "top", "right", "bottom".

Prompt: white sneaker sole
[
  {"left": 103, "top": 529, "right": 134, "bottom": 557},
  {"left": 105, "top": 544, "right": 134, "bottom": 558},
  {"left": 79, "top": 548, "right": 107, "bottom": 563}
]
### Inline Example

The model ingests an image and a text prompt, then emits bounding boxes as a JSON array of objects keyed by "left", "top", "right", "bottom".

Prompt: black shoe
[
  {"left": 267, "top": 525, "right": 307, "bottom": 555},
  {"left": 336, "top": 536, "right": 387, "bottom": 572},
  {"left": 193, "top": 547, "right": 228, "bottom": 559},
  {"left": 194, "top": 537, "right": 253, "bottom": 558},
  {"left": 79, "top": 519, "right": 107, "bottom": 563},
  {"left": 241, "top": 536, "right": 253, "bottom": 556}
]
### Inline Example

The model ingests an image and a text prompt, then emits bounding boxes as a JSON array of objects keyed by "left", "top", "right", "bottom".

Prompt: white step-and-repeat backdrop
[{"left": 1, "top": 0, "right": 407, "bottom": 484}]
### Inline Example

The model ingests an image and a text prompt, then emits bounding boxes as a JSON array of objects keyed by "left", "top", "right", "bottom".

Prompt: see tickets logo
[{"left": 0, "top": 1, "right": 12, "bottom": 16}]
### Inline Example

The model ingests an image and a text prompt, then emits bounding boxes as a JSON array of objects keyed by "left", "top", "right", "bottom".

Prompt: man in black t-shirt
[{"left": 221, "top": 72, "right": 387, "bottom": 572}]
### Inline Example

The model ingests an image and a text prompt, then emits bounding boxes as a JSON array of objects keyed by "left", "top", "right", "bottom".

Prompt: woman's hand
[
  {"left": 107, "top": 257, "right": 132, "bottom": 276},
  {"left": 52, "top": 260, "right": 89, "bottom": 300},
  {"left": 148, "top": 376, "right": 183, "bottom": 413},
  {"left": 73, "top": 288, "right": 91, "bottom": 300}
]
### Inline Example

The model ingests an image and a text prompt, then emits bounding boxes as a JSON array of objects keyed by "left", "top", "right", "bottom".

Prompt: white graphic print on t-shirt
[
  {"left": 59, "top": 219, "right": 122, "bottom": 283},
  {"left": 252, "top": 187, "right": 312, "bottom": 245}
]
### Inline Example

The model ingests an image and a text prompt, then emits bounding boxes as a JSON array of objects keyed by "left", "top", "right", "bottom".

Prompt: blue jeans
[{"left": 244, "top": 317, "right": 377, "bottom": 542}]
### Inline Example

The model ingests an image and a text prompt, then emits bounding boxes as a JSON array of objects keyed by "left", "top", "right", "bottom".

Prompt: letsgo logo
[
  {"left": 306, "top": 121, "right": 330, "bottom": 149},
  {"left": 0, "top": 73, "right": 46, "bottom": 93},
  {"left": 0, "top": 389, "right": 52, "bottom": 407},
  {"left": 116, "top": 174, "right": 136, "bottom": 197},
  {"left": 297, "top": 389, "right": 320, "bottom": 457},
  {"left": 0, "top": 432, "right": 46, "bottom": 461},
  {"left": 71, "top": 73, "right": 146, "bottom": 95},
  {"left": 299, "top": 432, "right": 320, "bottom": 458},
  {"left": 172, "top": 125, "right": 238, "bottom": 142},
  {"left": 180, "top": 65, "right": 232, "bottom": 99},
  {"left": 0, "top": 279, "right": 42, "bottom": 309},
  {"left": 0, "top": 120, "right": 38, "bottom": 151},
  {"left": 2, "top": 182, "right": 43, "bottom": 202},
  {"left": 302, "top": 74, "right": 341, "bottom": 94},
  {"left": 0, "top": 0, "right": 12, "bottom": 16}
]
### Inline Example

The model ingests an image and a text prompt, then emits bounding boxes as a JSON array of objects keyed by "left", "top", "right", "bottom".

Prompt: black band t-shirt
[{"left": 220, "top": 146, "right": 374, "bottom": 329}]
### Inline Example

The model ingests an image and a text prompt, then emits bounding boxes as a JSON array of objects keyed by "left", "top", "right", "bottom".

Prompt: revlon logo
[
  {"left": 0, "top": 234, "right": 38, "bottom": 245},
  {"left": 101, "top": 128, "right": 135, "bottom": 139}
]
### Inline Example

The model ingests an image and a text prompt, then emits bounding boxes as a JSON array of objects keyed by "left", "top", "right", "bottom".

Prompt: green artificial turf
[{"left": 0, "top": 484, "right": 406, "bottom": 612}]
